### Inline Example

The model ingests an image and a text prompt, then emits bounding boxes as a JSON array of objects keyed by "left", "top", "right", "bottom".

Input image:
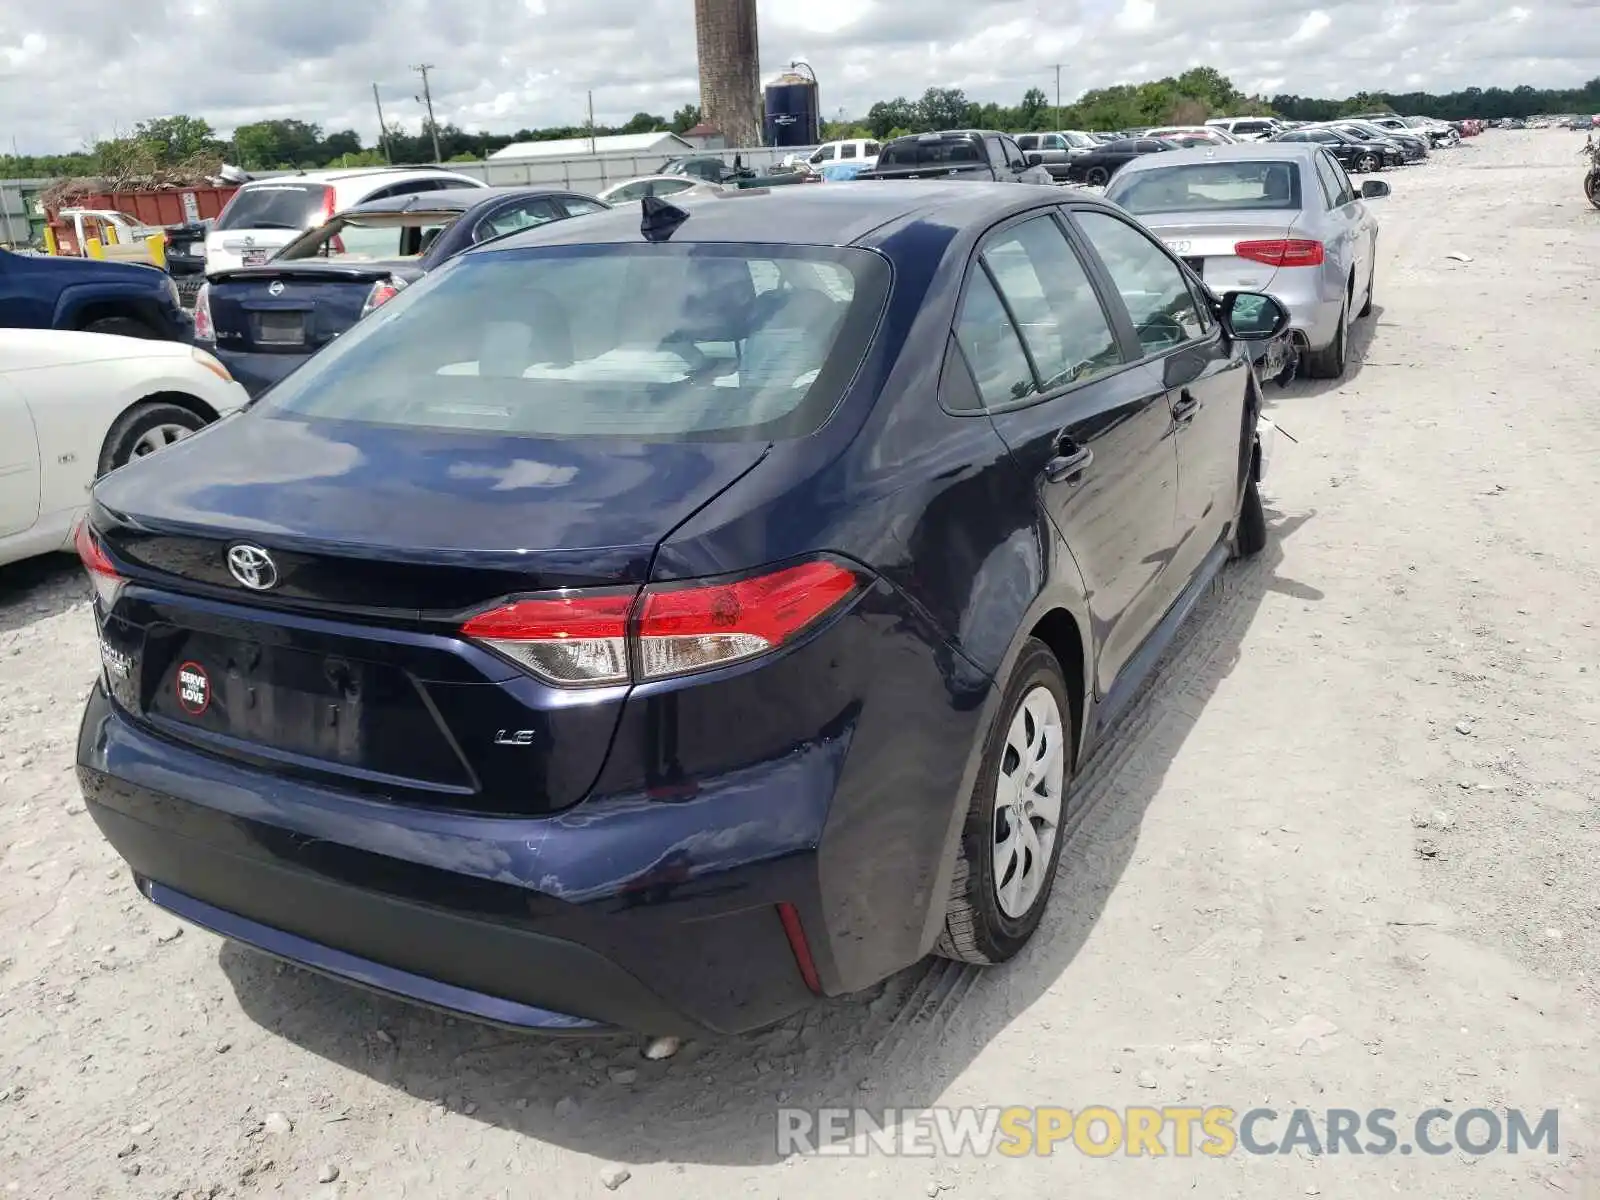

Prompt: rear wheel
[
  {"left": 83, "top": 316, "right": 158, "bottom": 339},
  {"left": 1358, "top": 260, "right": 1375, "bottom": 318},
  {"left": 98, "top": 401, "right": 207, "bottom": 476},
  {"left": 1356, "top": 153, "right": 1379, "bottom": 174},
  {"left": 1587, "top": 169, "right": 1600, "bottom": 211},
  {"left": 1303, "top": 294, "right": 1350, "bottom": 380},
  {"left": 936, "top": 639, "right": 1072, "bottom": 965},
  {"left": 1085, "top": 166, "right": 1110, "bottom": 186}
]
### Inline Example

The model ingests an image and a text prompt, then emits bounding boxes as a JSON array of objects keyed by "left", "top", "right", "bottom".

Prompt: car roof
[
  {"left": 1110, "top": 142, "right": 1322, "bottom": 174},
  {"left": 240, "top": 167, "right": 469, "bottom": 186},
  {"left": 479, "top": 181, "right": 1117, "bottom": 252},
  {"left": 339, "top": 186, "right": 582, "bottom": 216}
]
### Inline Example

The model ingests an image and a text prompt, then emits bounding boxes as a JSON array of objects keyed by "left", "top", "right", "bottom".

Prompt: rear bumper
[
  {"left": 79, "top": 683, "right": 831, "bottom": 1035},
  {"left": 207, "top": 344, "right": 310, "bottom": 398}
]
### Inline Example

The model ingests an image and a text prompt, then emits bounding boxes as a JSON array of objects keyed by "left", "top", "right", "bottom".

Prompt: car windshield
[
  {"left": 280, "top": 212, "right": 456, "bottom": 262},
  {"left": 259, "top": 243, "right": 892, "bottom": 442},
  {"left": 1107, "top": 161, "right": 1302, "bottom": 213},
  {"left": 215, "top": 183, "right": 329, "bottom": 232}
]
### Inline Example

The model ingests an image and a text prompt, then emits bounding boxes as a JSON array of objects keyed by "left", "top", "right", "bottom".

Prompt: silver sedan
[{"left": 1103, "top": 143, "right": 1388, "bottom": 379}]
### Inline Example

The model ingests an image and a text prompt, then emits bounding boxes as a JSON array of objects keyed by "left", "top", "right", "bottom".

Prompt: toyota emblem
[
  {"left": 226, "top": 544, "right": 279, "bottom": 591},
  {"left": 268, "top": 280, "right": 285, "bottom": 296}
]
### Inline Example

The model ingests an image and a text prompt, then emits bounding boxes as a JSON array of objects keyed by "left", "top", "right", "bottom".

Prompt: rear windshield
[
  {"left": 877, "top": 138, "right": 982, "bottom": 167},
  {"left": 216, "top": 183, "right": 329, "bottom": 232},
  {"left": 1108, "top": 161, "right": 1302, "bottom": 213},
  {"left": 260, "top": 243, "right": 892, "bottom": 442},
  {"left": 280, "top": 213, "right": 457, "bottom": 262}
]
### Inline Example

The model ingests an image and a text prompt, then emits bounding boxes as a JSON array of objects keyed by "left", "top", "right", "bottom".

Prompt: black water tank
[{"left": 764, "top": 71, "right": 819, "bottom": 147}]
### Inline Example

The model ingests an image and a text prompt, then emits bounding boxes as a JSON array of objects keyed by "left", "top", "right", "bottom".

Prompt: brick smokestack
[{"left": 694, "top": 0, "right": 763, "bottom": 148}]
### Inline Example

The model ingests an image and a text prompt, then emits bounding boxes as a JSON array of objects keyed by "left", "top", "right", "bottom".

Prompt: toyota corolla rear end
[
  {"left": 74, "top": 233, "right": 956, "bottom": 1036},
  {"left": 1107, "top": 153, "right": 1346, "bottom": 354}
]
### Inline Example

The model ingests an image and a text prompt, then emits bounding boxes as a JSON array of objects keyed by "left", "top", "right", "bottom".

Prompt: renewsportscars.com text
[{"left": 776, "top": 1106, "right": 1560, "bottom": 1158}]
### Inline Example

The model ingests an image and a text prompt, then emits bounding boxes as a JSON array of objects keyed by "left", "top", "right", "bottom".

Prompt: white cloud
[
  {"left": 1289, "top": 10, "right": 1332, "bottom": 43},
  {"left": 1, "top": 0, "right": 1598, "bottom": 154},
  {"left": 1114, "top": 0, "right": 1158, "bottom": 33}
]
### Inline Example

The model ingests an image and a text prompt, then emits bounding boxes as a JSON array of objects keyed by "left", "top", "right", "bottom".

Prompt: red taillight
[
  {"left": 1234, "top": 238, "right": 1325, "bottom": 267},
  {"left": 74, "top": 518, "right": 124, "bottom": 608},
  {"left": 460, "top": 592, "right": 633, "bottom": 685},
  {"left": 460, "top": 561, "right": 862, "bottom": 687},
  {"left": 360, "top": 276, "right": 407, "bottom": 318},
  {"left": 636, "top": 560, "right": 859, "bottom": 680},
  {"left": 192, "top": 281, "right": 214, "bottom": 341}
]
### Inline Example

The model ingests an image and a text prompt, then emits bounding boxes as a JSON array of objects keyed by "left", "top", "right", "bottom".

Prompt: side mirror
[
  {"left": 1360, "top": 179, "right": 1391, "bottom": 199},
  {"left": 1025, "top": 151, "right": 1045, "bottom": 166},
  {"left": 1220, "top": 291, "right": 1289, "bottom": 341}
]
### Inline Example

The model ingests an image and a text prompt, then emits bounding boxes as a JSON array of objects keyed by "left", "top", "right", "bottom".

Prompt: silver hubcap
[
  {"left": 993, "top": 686, "right": 1066, "bottom": 918},
  {"left": 129, "top": 423, "right": 193, "bottom": 460}
]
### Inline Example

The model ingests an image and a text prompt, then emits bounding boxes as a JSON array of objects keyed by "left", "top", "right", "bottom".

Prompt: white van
[
  {"left": 1204, "top": 117, "right": 1285, "bottom": 142},
  {"left": 204, "top": 167, "right": 487, "bottom": 274}
]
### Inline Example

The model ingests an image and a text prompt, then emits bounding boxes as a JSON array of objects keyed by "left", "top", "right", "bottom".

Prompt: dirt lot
[{"left": 2, "top": 129, "right": 1598, "bottom": 1199}]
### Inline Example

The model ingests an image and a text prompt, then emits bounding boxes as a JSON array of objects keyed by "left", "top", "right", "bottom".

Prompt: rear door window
[
  {"left": 979, "top": 215, "right": 1124, "bottom": 393},
  {"left": 473, "top": 197, "right": 566, "bottom": 241},
  {"left": 560, "top": 197, "right": 608, "bottom": 216},
  {"left": 840, "top": 143, "right": 858, "bottom": 159},
  {"left": 952, "top": 269, "right": 1036, "bottom": 409}
]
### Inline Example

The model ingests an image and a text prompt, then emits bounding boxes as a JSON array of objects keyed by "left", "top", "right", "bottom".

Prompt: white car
[
  {"left": 596, "top": 176, "right": 725, "bottom": 204},
  {"left": 204, "top": 168, "right": 487, "bottom": 274},
  {"left": 784, "top": 138, "right": 882, "bottom": 170},
  {"left": 0, "top": 330, "right": 247, "bottom": 568}
]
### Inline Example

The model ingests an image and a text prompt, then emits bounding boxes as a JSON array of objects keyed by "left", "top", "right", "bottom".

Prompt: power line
[{"left": 412, "top": 63, "right": 442, "bottom": 162}]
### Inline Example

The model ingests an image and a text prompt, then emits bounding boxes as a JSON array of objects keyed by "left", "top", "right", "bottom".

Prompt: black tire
[
  {"left": 84, "top": 316, "right": 158, "bottom": 339},
  {"left": 1302, "top": 295, "right": 1349, "bottom": 380},
  {"left": 1587, "top": 170, "right": 1600, "bottom": 211},
  {"left": 1358, "top": 260, "right": 1375, "bottom": 318},
  {"left": 97, "top": 401, "right": 207, "bottom": 476},
  {"left": 1085, "top": 166, "right": 1110, "bottom": 186},
  {"left": 936, "top": 638, "right": 1073, "bottom": 965},
  {"left": 1234, "top": 475, "right": 1268, "bottom": 558},
  {"left": 1356, "top": 153, "right": 1379, "bottom": 174}
]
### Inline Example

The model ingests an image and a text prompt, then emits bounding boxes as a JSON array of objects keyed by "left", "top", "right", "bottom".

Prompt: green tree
[
  {"left": 864, "top": 97, "right": 917, "bottom": 138},
  {"left": 231, "top": 119, "right": 324, "bottom": 169},
  {"left": 670, "top": 104, "right": 702, "bottom": 133},
  {"left": 916, "top": 87, "right": 970, "bottom": 131},
  {"left": 132, "top": 115, "right": 220, "bottom": 164}
]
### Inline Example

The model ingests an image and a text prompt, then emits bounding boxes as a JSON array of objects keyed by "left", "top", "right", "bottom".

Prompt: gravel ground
[{"left": 2, "top": 129, "right": 1598, "bottom": 1199}]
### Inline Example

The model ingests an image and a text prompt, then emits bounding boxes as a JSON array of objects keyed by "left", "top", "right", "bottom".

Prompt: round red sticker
[{"left": 176, "top": 661, "right": 211, "bottom": 716}]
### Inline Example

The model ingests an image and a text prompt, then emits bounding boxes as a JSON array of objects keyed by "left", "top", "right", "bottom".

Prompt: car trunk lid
[
  {"left": 87, "top": 413, "right": 771, "bottom": 814},
  {"left": 1143, "top": 214, "right": 1301, "bottom": 293},
  {"left": 205, "top": 262, "right": 411, "bottom": 356}
]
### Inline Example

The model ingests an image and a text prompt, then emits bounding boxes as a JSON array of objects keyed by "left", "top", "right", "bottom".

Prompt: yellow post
[
  {"left": 85, "top": 237, "right": 104, "bottom": 259},
  {"left": 104, "top": 223, "right": 119, "bottom": 245},
  {"left": 145, "top": 233, "right": 166, "bottom": 269},
  {"left": 41, "top": 225, "right": 57, "bottom": 255}
]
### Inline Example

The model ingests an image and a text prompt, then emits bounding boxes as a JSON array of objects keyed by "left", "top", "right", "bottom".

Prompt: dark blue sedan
[
  {"left": 193, "top": 186, "right": 610, "bottom": 397},
  {"left": 75, "top": 182, "right": 1284, "bottom": 1037}
]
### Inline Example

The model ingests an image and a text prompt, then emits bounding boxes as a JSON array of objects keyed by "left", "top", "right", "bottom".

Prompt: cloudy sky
[{"left": 3, "top": 0, "right": 1598, "bottom": 153}]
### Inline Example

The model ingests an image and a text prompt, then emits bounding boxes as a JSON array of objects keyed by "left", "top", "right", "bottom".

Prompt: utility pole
[
  {"left": 371, "top": 83, "right": 392, "bottom": 163},
  {"left": 412, "top": 63, "right": 442, "bottom": 162},
  {"left": 1049, "top": 63, "right": 1064, "bottom": 129},
  {"left": 587, "top": 91, "right": 597, "bottom": 154}
]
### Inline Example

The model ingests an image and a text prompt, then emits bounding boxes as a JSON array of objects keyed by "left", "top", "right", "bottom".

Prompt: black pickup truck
[{"left": 860, "top": 130, "right": 1056, "bottom": 184}]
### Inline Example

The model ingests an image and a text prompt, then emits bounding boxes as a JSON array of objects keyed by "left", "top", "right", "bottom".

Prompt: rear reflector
[
  {"left": 460, "top": 593, "right": 632, "bottom": 686},
  {"left": 1234, "top": 238, "right": 1325, "bottom": 267},
  {"left": 461, "top": 560, "right": 862, "bottom": 687},
  {"left": 74, "top": 518, "right": 124, "bottom": 608},
  {"left": 361, "top": 276, "right": 407, "bottom": 318},
  {"left": 777, "top": 902, "right": 822, "bottom": 994},
  {"left": 637, "top": 560, "right": 859, "bottom": 680}
]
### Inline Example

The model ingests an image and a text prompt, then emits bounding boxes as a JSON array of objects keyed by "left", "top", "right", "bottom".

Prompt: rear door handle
[
  {"left": 1171, "top": 390, "right": 1200, "bottom": 425},
  {"left": 1044, "top": 442, "right": 1093, "bottom": 483}
]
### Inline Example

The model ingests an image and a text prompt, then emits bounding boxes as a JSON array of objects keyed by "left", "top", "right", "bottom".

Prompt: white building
[{"left": 488, "top": 132, "right": 694, "bottom": 161}]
